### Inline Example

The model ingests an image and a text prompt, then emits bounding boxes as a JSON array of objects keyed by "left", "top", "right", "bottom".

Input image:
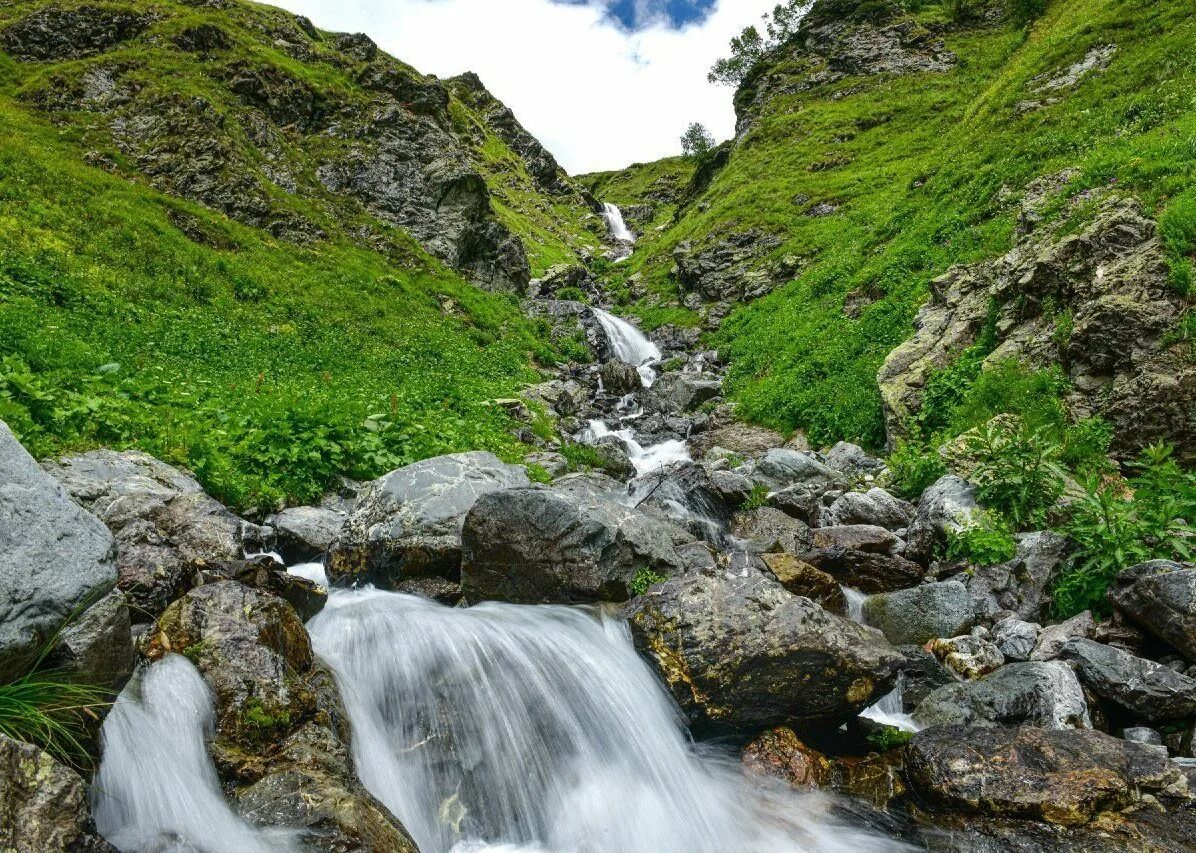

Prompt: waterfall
[
  {"left": 590, "top": 307, "right": 661, "bottom": 387},
  {"left": 601, "top": 202, "right": 636, "bottom": 243},
  {"left": 858, "top": 673, "right": 919, "bottom": 734},
  {"left": 579, "top": 419, "right": 690, "bottom": 476},
  {"left": 309, "top": 587, "right": 907, "bottom": 853},
  {"left": 841, "top": 586, "right": 867, "bottom": 622},
  {"left": 91, "top": 655, "right": 292, "bottom": 852}
]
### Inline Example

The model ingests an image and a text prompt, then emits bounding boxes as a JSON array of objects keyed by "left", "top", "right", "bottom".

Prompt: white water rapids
[{"left": 579, "top": 418, "right": 689, "bottom": 477}]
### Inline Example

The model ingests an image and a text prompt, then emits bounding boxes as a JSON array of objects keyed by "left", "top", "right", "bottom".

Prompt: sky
[{"left": 267, "top": 0, "right": 780, "bottom": 174}]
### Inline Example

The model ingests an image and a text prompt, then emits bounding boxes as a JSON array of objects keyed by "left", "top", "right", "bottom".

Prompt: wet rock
[
  {"left": 460, "top": 487, "right": 686, "bottom": 604},
  {"left": 928, "top": 635, "right": 1006, "bottom": 680},
  {"left": 895, "top": 645, "right": 956, "bottom": 711},
  {"left": 589, "top": 436, "right": 638, "bottom": 482},
  {"left": 633, "top": 462, "right": 742, "bottom": 537},
  {"left": 47, "top": 589, "right": 135, "bottom": 690},
  {"left": 393, "top": 575, "right": 462, "bottom": 604},
  {"left": 197, "top": 557, "right": 327, "bottom": 621},
  {"left": 1062, "top": 638, "right": 1196, "bottom": 722},
  {"left": 690, "top": 423, "right": 785, "bottom": 458},
  {"left": 0, "top": 423, "right": 124, "bottom": 683},
  {"left": 327, "top": 452, "right": 529, "bottom": 587},
  {"left": 1031, "top": 610, "right": 1095, "bottom": 661},
  {"left": 730, "top": 507, "right": 812, "bottom": 554},
  {"left": 914, "top": 661, "right": 1089, "bottom": 730},
  {"left": 811, "top": 524, "right": 900, "bottom": 555},
  {"left": 1108, "top": 561, "right": 1196, "bottom": 661},
  {"left": 990, "top": 617, "right": 1041, "bottom": 663},
  {"left": 265, "top": 506, "right": 345, "bottom": 565},
  {"left": 741, "top": 727, "right": 829, "bottom": 789},
  {"left": 0, "top": 5, "right": 152, "bottom": 61},
  {"left": 905, "top": 476, "right": 982, "bottom": 564},
  {"left": 1123, "top": 727, "right": 1164, "bottom": 746},
  {"left": 643, "top": 372, "right": 722, "bottom": 415},
  {"left": 967, "top": 531, "right": 1069, "bottom": 623},
  {"left": 626, "top": 570, "right": 900, "bottom": 737},
  {"left": 525, "top": 378, "right": 590, "bottom": 418},
  {"left": 760, "top": 554, "right": 847, "bottom": 615},
  {"left": 600, "top": 359, "right": 644, "bottom": 395},
  {"left": 0, "top": 734, "right": 115, "bottom": 852},
  {"left": 550, "top": 471, "right": 628, "bottom": 503},
  {"left": 905, "top": 726, "right": 1188, "bottom": 826},
  {"left": 862, "top": 581, "right": 973, "bottom": 645},
  {"left": 44, "top": 449, "right": 271, "bottom": 624},
  {"left": 800, "top": 547, "right": 923, "bottom": 594},
  {"left": 821, "top": 488, "right": 914, "bottom": 531}
]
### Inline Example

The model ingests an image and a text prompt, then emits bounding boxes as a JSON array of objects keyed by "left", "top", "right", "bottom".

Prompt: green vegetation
[
  {"left": 742, "top": 482, "right": 773, "bottom": 511},
  {"left": 240, "top": 697, "right": 293, "bottom": 743},
  {"left": 630, "top": 567, "right": 669, "bottom": 597},
  {"left": 963, "top": 421, "right": 1068, "bottom": 529},
  {"left": 680, "top": 122, "right": 716, "bottom": 159},
  {"left": 708, "top": 1, "right": 812, "bottom": 86},
  {"left": 945, "top": 510, "right": 1019, "bottom": 566},
  {"left": 866, "top": 725, "right": 914, "bottom": 752},
  {"left": 887, "top": 438, "right": 948, "bottom": 499}
]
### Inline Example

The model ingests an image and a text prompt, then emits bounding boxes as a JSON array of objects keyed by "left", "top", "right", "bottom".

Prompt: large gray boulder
[
  {"left": 913, "top": 661, "right": 1091, "bottom": 730},
  {"left": 753, "top": 448, "right": 837, "bottom": 489},
  {"left": 327, "top": 452, "right": 529, "bottom": 587},
  {"left": 0, "top": 424, "right": 123, "bottom": 682},
  {"left": 990, "top": 617, "right": 1041, "bottom": 663},
  {"left": 1062, "top": 638, "right": 1196, "bottom": 722},
  {"left": 1108, "top": 561, "right": 1196, "bottom": 661},
  {"left": 0, "top": 733, "right": 114, "bottom": 852},
  {"left": 730, "top": 507, "right": 812, "bottom": 554},
  {"left": 643, "top": 372, "right": 722, "bottom": 415},
  {"left": 905, "top": 476, "right": 982, "bottom": 563},
  {"left": 823, "top": 442, "right": 886, "bottom": 480},
  {"left": 862, "top": 580, "right": 973, "bottom": 645},
  {"left": 265, "top": 506, "right": 346, "bottom": 565},
  {"left": 967, "top": 531, "right": 1069, "bottom": 623},
  {"left": 625, "top": 570, "right": 900, "bottom": 737},
  {"left": 821, "top": 488, "right": 914, "bottom": 531},
  {"left": 460, "top": 487, "right": 686, "bottom": 604},
  {"left": 45, "top": 449, "right": 271, "bottom": 623}
]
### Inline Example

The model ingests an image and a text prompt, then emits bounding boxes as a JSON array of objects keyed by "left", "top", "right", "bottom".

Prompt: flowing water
[
  {"left": 858, "top": 674, "right": 919, "bottom": 734},
  {"left": 600, "top": 202, "right": 636, "bottom": 244},
  {"left": 578, "top": 419, "right": 690, "bottom": 477},
  {"left": 590, "top": 307, "right": 661, "bottom": 387}
]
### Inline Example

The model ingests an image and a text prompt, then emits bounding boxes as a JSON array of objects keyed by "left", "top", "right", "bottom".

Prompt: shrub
[
  {"left": 945, "top": 510, "right": 1018, "bottom": 565},
  {"left": 680, "top": 122, "right": 716, "bottom": 159},
  {"left": 963, "top": 420, "right": 1068, "bottom": 529},
  {"left": 887, "top": 438, "right": 948, "bottom": 499}
]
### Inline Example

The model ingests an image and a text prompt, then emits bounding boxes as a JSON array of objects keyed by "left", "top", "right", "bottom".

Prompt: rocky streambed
[{"left": 4, "top": 270, "right": 1196, "bottom": 852}]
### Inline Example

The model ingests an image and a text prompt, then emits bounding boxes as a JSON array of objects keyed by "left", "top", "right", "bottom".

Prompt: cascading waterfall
[
  {"left": 590, "top": 307, "right": 661, "bottom": 387},
  {"left": 858, "top": 674, "right": 919, "bottom": 734},
  {"left": 578, "top": 419, "right": 690, "bottom": 477},
  {"left": 601, "top": 202, "right": 636, "bottom": 244},
  {"left": 309, "top": 587, "right": 907, "bottom": 853},
  {"left": 842, "top": 586, "right": 867, "bottom": 622}
]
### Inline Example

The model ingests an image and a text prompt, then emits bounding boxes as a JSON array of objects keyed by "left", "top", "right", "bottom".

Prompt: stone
[
  {"left": 264, "top": 506, "right": 345, "bottom": 565},
  {"left": 48, "top": 589, "right": 135, "bottom": 690},
  {"left": 905, "top": 726, "right": 1188, "bottom": 826},
  {"left": 0, "top": 5, "right": 152, "bottom": 61},
  {"left": 1123, "top": 727, "right": 1164, "bottom": 746},
  {"left": 393, "top": 575, "right": 462, "bottom": 604},
  {"left": 741, "top": 727, "right": 829, "bottom": 790},
  {"left": 821, "top": 488, "right": 914, "bottom": 531},
  {"left": 633, "top": 462, "right": 743, "bottom": 539},
  {"left": 44, "top": 449, "right": 271, "bottom": 623},
  {"left": 689, "top": 423, "right": 785, "bottom": 458},
  {"left": 460, "top": 487, "right": 686, "bottom": 604},
  {"left": 823, "top": 442, "right": 886, "bottom": 480},
  {"left": 895, "top": 645, "right": 957, "bottom": 711},
  {"left": 0, "top": 734, "right": 114, "bottom": 852},
  {"left": 862, "top": 581, "right": 973, "bottom": 646},
  {"left": 1108, "top": 561, "right": 1196, "bottom": 661},
  {"left": 913, "top": 661, "right": 1089, "bottom": 730},
  {"left": 625, "top": 570, "right": 900, "bottom": 737},
  {"left": 905, "top": 476, "right": 982, "bottom": 563},
  {"left": 1062, "top": 638, "right": 1196, "bottom": 722},
  {"left": 754, "top": 448, "right": 838, "bottom": 489},
  {"left": 591, "top": 435, "right": 638, "bottom": 482},
  {"left": 929, "top": 635, "right": 1007, "bottom": 680},
  {"left": 990, "top": 617, "right": 1041, "bottom": 663},
  {"left": 810, "top": 524, "right": 899, "bottom": 555},
  {"left": 966, "top": 531, "right": 1070, "bottom": 623},
  {"left": 799, "top": 547, "right": 923, "bottom": 594},
  {"left": 1031, "top": 610, "right": 1095, "bottom": 661},
  {"left": 327, "top": 452, "right": 530, "bottom": 587},
  {"left": 730, "top": 507, "right": 812, "bottom": 554},
  {"left": 0, "top": 423, "right": 122, "bottom": 682},
  {"left": 199, "top": 557, "right": 327, "bottom": 622},
  {"left": 524, "top": 451, "right": 568, "bottom": 478},
  {"left": 760, "top": 554, "right": 847, "bottom": 616},
  {"left": 643, "top": 372, "right": 722, "bottom": 415},
  {"left": 672, "top": 230, "right": 784, "bottom": 302},
  {"left": 600, "top": 359, "right": 643, "bottom": 395}
]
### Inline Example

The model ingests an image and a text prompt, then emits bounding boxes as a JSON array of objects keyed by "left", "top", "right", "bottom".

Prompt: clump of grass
[{"left": 0, "top": 672, "right": 109, "bottom": 768}]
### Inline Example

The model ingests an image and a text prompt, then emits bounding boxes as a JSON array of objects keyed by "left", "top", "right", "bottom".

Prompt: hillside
[
  {"left": 587, "top": 0, "right": 1196, "bottom": 458},
  {"left": 0, "top": 0, "right": 613, "bottom": 511}
]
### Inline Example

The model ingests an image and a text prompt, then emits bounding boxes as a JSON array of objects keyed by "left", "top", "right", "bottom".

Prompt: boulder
[
  {"left": 966, "top": 531, "right": 1070, "bottom": 623},
  {"left": 625, "top": 570, "right": 900, "bottom": 737},
  {"left": 754, "top": 448, "right": 838, "bottom": 489},
  {"left": 48, "top": 589, "right": 135, "bottom": 690},
  {"left": 913, "top": 661, "right": 1090, "bottom": 730},
  {"left": 460, "top": 487, "right": 686, "bottom": 604},
  {"left": 800, "top": 547, "right": 923, "bottom": 593},
  {"left": 895, "top": 645, "right": 957, "bottom": 711},
  {"left": 760, "top": 554, "right": 847, "bottom": 615},
  {"left": 327, "top": 452, "right": 530, "bottom": 587},
  {"left": 862, "top": 581, "right": 973, "bottom": 645},
  {"left": 821, "top": 488, "right": 914, "bottom": 531},
  {"left": 600, "top": 359, "right": 643, "bottom": 395},
  {"left": 689, "top": 423, "right": 785, "bottom": 458},
  {"left": 633, "top": 462, "right": 743, "bottom": 538},
  {"left": 591, "top": 435, "right": 638, "bottom": 481},
  {"left": 811, "top": 524, "right": 899, "bottom": 555},
  {"left": 905, "top": 726, "right": 1189, "bottom": 826},
  {"left": 928, "top": 635, "right": 1006, "bottom": 680},
  {"left": 730, "top": 507, "right": 812, "bottom": 554},
  {"left": 905, "top": 476, "right": 982, "bottom": 563},
  {"left": 265, "top": 506, "right": 346, "bottom": 565},
  {"left": 741, "top": 727, "right": 829, "bottom": 790},
  {"left": 1031, "top": 610, "right": 1094, "bottom": 661},
  {"left": 1108, "top": 561, "right": 1196, "bottom": 661},
  {"left": 44, "top": 449, "right": 271, "bottom": 623},
  {"left": 0, "top": 734, "right": 114, "bottom": 852},
  {"left": 0, "top": 424, "right": 124, "bottom": 683},
  {"left": 1062, "top": 638, "right": 1196, "bottom": 722},
  {"left": 550, "top": 471, "right": 628, "bottom": 503},
  {"left": 823, "top": 442, "right": 886, "bottom": 480},
  {"left": 990, "top": 617, "right": 1041, "bottom": 663},
  {"left": 643, "top": 372, "right": 722, "bottom": 415}
]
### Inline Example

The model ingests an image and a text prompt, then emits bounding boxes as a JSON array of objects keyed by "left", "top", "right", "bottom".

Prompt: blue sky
[{"left": 270, "top": 0, "right": 779, "bottom": 173}]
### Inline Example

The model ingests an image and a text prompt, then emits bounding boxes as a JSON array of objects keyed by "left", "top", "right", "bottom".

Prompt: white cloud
[{"left": 264, "top": 0, "right": 778, "bottom": 174}]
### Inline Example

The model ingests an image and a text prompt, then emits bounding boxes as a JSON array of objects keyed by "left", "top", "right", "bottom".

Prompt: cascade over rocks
[
  {"left": 327, "top": 451, "right": 530, "bottom": 587},
  {"left": 0, "top": 423, "right": 128, "bottom": 684},
  {"left": 460, "top": 486, "right": 688, "bottom": 604},
  {"left": 44, "top": 449, "right": 271, "bottom": 624},
  {"left": 625, "top": 569, "right": 901, "bottom": 737}
]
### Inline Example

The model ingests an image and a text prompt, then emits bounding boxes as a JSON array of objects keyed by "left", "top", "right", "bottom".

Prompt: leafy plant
[
  {"left": 887, "top": 438, "right": 948, "bottom": 500},
  {"left": 945, "top": 510, "right": 1018, "bottom": 565},
  {"left": 742, "top": 483, "right": 772, "bottom": 511},
  {"left": 630, "top": 567, "right": 669, "bottom": 597},
  {"left": 964, "top": 420, "right": 1068, "bottom": 529},
  {"left": 708, "top": 1, "right": 813, "bottom": 86}
]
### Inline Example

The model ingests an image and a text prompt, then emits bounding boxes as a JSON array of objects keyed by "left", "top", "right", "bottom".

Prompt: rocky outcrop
[
  {"left": 913, "top": 661, "right": 1090, "bottom": 730},
  {"left": 44, "top": 450, "right": 270, "bottom": 624},
  {"left": 967, "top": 531, "right": 1069, "bottom": 624},
  {"left": 460, "top": 487, "right": 687, "bottom": 604},
  {"left": 0, "top": 4, "right": 152, "bottom": 61},
  {"left": 0, "top": 734, "right": 114, "bottom": 852},
  {"left": 879, "top": 197, "right": 1196, "bottom": 460},
  {"left": 672, "top": 231, "right": 785, "bottom": 304},
  {"left": 625, "top": 570, "right": 900, "bottom": 737},
  {"left": 862, "top": 580, "right": 972, "bottom": 645},
  {"left": 1108, "top": 561, "right": 1196, "bottom": 661},
  {"left": 0, "top": 423, "right": 126, "bottom": 684},
  {"left": 327, "top": 451, "right": 530, "bottom": 587}
]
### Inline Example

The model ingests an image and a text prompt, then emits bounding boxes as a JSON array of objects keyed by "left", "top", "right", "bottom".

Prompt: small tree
[
  {"left": 708, "top": 2, "right": 812, "bottom": 87},
  {"left": 680, "top": 122, "right": 716, "bottom": 159}
]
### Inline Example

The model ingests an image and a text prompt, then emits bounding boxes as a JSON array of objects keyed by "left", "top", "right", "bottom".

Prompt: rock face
[
  {"left": 672, "top": 230, "right": 785, "bottom": 303},
  {"left": 643, "top": 372, "right": 722, "bottom": 415},
  {"left": 142, "top": 581, "right": 416, "bottom": 850},
  {"left": 879, "top": 197, "right": 1196, "bottom": 460},
  {"left": 460, "top": 487, "right": 686, "bottom": 604},
  {"left": 327, "top": 452, "right": 530, "bottom": 587},
  {"left": 0, "top": 734, "right": 114, "bottom": 852},
  {"left": 862, "top": 580, "right": 972, "bottom": 645},
  {"left": 1062, "top": 638, "right": 1196, "bottom": 722},
  {"left": 0, "top": 4, "right": 152, "bottom": 61},
  {"left": 45, "top": 450, "right": 270, "bottom": 624},
  {"left": 913, "top": 661, "right": 1090, "bottom": 730},
  {"left": 1108, "top": 561, "right": 1196, "bottom": 661},
  {"left": 0, "top": 423, "right": 124, "bottom": 683},
  {"left": 625, "top": 570, "right": 900, "bottom": 737},
  {"left": 905, "top": 726, "right": 1189, "bottom": 826}
]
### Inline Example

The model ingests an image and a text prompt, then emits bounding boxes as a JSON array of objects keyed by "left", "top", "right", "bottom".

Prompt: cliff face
[{"left": 0, "top": 0, "right": 606, "bottom": 291}]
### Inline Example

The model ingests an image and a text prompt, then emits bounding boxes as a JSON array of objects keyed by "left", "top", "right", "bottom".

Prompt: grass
[{"left": 0, "top": 673, "right": 108, "bottom": 767}]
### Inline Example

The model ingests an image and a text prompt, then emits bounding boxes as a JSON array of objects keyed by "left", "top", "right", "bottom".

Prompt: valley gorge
[{"left": 2, "top": 0, "right": 1196, "bottom": 851}]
